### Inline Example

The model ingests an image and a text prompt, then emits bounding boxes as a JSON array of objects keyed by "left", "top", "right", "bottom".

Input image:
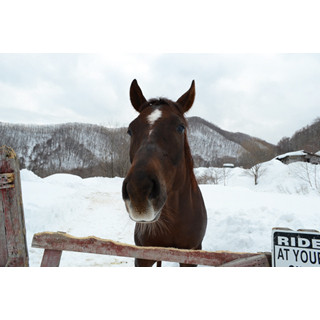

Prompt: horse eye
[
  {"left": 177, "top": 124, "right": 185, "bottom": 134},
  {"left": 127, "top": 128, "right": 132, "bottom": 136}
]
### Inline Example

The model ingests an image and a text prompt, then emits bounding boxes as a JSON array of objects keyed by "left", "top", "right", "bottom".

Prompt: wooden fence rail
[
  {"left": 32, "top": 231, "right": 271, "bottom": 267},
  {"left": 0, "top": 146, "right": 29, "bottom": 267}
]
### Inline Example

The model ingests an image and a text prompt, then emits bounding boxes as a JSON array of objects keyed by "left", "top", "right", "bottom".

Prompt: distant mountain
[
  {"left": 187, "top": 117, "right": 276, "bottom": 167},
  {"left": 0, "top": 122, "right": 130, "bottom": 178},
  {"left": 1, "top": 117, "right": 276, "bottom": 178}
]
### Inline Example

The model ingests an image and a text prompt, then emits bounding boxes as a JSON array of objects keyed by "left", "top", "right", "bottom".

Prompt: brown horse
[{"left": 122, "top": 79, "right": 207, "bottom": 267}]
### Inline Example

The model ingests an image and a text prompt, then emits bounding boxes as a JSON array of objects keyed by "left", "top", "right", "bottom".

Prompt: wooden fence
[
  {"left": 0, "top": 146, "right": 29, "bottom": 267},
  {"left": 31, "top": 231, "right": 271, "bottom": 267}
]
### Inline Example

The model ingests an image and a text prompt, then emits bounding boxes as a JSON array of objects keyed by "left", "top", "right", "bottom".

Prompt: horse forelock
[{"left": 139, "top": 97, "right": 185, "bottom": 115}]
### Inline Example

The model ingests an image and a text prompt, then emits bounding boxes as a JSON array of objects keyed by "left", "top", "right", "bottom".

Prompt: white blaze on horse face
[
  {"left": 147, "top": 109, "right": 162, "bottom": 136},
  {"left": 147, "top": 109, "right": 162, "bottom": 126}
]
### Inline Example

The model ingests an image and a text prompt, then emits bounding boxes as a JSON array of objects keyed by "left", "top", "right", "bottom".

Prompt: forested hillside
[
  {"left": 188, "top": 117, "right": 276, "bottom": 168},
  {"left": 1, "top": 117, "right": 278, "bottom": 178},
  {"left": 0, "top": 122, "right": 130, "bottom": 177},
  {"left": 277, "top": 117, "right": 320, "bottom": 154}
]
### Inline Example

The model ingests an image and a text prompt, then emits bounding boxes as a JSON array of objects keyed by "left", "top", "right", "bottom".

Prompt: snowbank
[{"left": 20, "top": 158, "right": 320, "bottom": 267}]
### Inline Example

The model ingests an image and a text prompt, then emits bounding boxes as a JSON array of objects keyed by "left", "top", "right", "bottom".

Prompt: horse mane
[{"left": 184, "top": 133, "right": 198, "bottom": 190}]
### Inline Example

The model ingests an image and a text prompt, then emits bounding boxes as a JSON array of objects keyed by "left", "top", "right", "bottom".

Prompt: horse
[{"left": 122, "top": 79, "right": 207, "bottom": 267}]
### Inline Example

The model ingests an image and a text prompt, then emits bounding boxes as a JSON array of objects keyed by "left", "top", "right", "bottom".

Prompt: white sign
[{"left": 272, "top": 229, "right": 320, "bottom": 267}]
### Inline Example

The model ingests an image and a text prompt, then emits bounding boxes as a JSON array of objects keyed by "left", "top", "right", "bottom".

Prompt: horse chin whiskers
[
  {"left": 135, "top": 215, "right": 160, "bottom": 224},
  {"left": 135, "top": 211, "right": 172, "bottom": 238}
]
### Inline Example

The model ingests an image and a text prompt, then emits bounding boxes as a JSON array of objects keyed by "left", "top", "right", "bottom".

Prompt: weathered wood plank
[
  {"left": 0, "top": 173, "right": 15, "bottom": 189},
  {"left": 0, "top": 198, "right": 8, "bottom": 266},
  {"left": 41, "top": 249, "right": 63, "bottom": 267},
  {"left": 219, "top": 253, "right": 270, "bottom": 267},
  {"left": 297, "top": 229, "right": 320, "bottom": 233},
  {"left": 0, "top": 146, "right": 29, "bottom": 267},
  {"left": 6, "top": 257, "right": 28, "bottom": 267},
  {"left": 32, "top": 232, "right": 269, "bottom": 267}
]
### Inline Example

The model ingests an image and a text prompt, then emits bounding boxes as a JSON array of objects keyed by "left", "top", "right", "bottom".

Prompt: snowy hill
[
  {"left": 188, "top": 117, "right": 245, "bottom": 165},
  {"left": 0, "top": 121, "right": 130, "bottom": 178},
  {"left": 188, "top": 117, "right": 275, "bottom": 167},
  {"left": 1, "top": 118, "right": 275, "bottom": 178},
  {"left": 22, "top": 158, "right": 320, "bottom": 267}
]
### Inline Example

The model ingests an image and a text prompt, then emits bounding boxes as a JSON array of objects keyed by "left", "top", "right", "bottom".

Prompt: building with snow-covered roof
[
  {"left": 223, "top": 163, "right": 235, "bottom": 168},
  {"left": 276, "top": 150, "right": 320, "bottom": 165}
]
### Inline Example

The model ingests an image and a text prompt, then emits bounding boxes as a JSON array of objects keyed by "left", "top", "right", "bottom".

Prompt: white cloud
[{"left": 0, "top": 53, "right": 320, "bottom": 144}]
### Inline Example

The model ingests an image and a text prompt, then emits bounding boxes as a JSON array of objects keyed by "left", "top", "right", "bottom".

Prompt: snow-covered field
[
  {"left": 22, "top": 158, "right": 320, "bottom": 267},
  {"left": 4, "top": 158, "right": 319, "bottom": 320}
]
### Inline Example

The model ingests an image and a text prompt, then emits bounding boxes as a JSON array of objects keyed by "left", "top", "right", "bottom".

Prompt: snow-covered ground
[{"left": 22, "top": 159, "right": 320, "bottom": 267}]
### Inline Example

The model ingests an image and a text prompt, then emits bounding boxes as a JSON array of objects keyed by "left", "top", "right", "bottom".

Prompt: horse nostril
[
  {"left": 123, "top": 174, "right": 161, "bottom": 203},
  {"left": 122, "top": 180, "right": 129, "bottom": 200},
  {"left": 149, "top": 179, "right": 160, "bottom": 200}
]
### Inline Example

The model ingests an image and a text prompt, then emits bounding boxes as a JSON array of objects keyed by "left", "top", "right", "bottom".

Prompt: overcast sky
[
  {"left": 2, "top": 0, "right": 320, "bottom": 310},
  {"left": 1, "top": 53, "right": 320, "bottom": 144},
  {"left": 1, "top": 1, "right": 320, "bottom": 145}
]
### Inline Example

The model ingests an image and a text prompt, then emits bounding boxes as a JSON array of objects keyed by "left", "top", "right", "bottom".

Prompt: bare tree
[
  {"left": 247, "top": 163, "right": 267, "bottom": 185},
  {"left": 291, "top": 162, "right": 320, "bottom": 194},
  {"left": 239, "top": 140, "right": 274, "bottom": 185},
  {"left": 196, "top": 167, "right": 232, "bottom": 185}
]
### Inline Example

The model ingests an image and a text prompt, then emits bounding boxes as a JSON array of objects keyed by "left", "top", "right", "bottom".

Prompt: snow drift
[{"left": 22, "top": 159, "right": 320, "bottom": 267}]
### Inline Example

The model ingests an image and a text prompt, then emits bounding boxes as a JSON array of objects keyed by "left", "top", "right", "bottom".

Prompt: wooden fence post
[{"left": 0, "top": 146, "right": 29, "bottom": 267}]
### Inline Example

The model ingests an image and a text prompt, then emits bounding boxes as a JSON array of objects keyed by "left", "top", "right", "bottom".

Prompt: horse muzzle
[{"left": 122, "top": 174, "right": 167, "bottom": 223}]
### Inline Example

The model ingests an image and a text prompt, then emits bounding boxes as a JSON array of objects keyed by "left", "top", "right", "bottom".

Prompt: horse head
[{"left": 122, "top": 79, "right": 196, "bottom": 223}]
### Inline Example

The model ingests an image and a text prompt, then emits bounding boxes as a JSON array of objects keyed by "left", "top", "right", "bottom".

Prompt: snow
[
  {"left": 276, "top": 150, "right": 306, "bottom": 159},
  {"left": 4, "top": 158, "right": 319, "bottom": 320},
  {"left": 223, "top": 163, "right": 234, "bottom": 167},
  {"left": 21, "top": 158, "right": 320, "bottom": 267}
]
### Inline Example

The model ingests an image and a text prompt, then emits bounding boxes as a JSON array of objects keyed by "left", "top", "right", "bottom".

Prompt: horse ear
[
  {"left": 176, "top": 80, "right": 196, "bottom": 113},
  {"left": 130, "top": 79, "right": 147, "bottom": 112}
]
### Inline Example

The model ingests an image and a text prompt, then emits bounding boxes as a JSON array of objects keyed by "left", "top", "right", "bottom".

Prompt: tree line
[
  {"left": 277, "top": 117, "right": 320, "bottom": 154},
  {"left": 1, "top": 116, "right": 319, "bottom": 179}
]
